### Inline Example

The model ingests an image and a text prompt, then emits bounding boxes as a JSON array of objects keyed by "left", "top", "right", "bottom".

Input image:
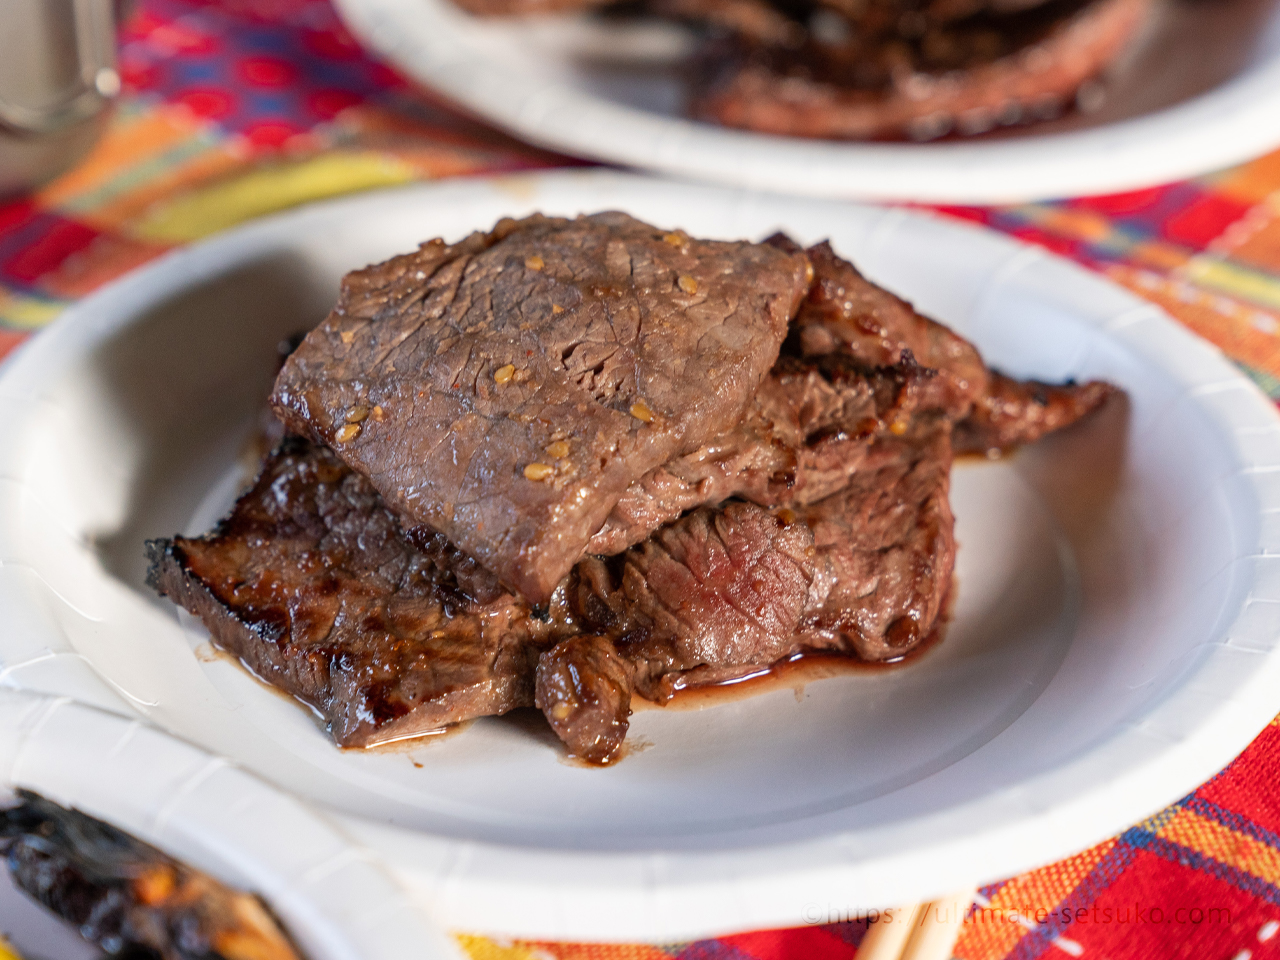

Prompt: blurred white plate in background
[{"left": 333, "top": 0, "right": 1280, "bottom": 202}]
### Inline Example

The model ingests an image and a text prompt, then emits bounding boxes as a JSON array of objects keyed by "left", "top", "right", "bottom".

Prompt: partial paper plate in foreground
[{"left": 0, "top": 690, "right": 454, "bottom": 959}]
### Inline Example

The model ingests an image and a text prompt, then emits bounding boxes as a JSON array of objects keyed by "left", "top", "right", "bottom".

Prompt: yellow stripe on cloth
[
  {"left": 68, "top": 141, "right": 246, "bottom": 235},
  {"left": 0, "top": 287, "right": 67, "bottom": 330},
  {"left": 1106, "top": 265, "right": 1280, "bottom": 381},
  {"left": 455, "top": 935, "right": 548, "bottom": 960},
  {"left": 1158, "top": 808, "right": 1280, "bottom": 887},
  {"left": 525, "top": 942, "right": 674, "bottom": 960},
  {"left": 37, "top": 102, "right": 224, "bottom": 215},
  {"left": 1182, "top": 257, "right": 1280, "bottom": 312},
  {"left": 131, "top": 151, "right": 418, "bottom": 243}
]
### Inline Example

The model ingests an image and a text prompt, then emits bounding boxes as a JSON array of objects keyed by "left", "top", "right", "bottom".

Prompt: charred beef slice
[
  {"left": 270, "top": 212, "right": 812, "bottom": 606},
  {"left": 587, "top": 349, "right": 948, "bottom": 552},
  {"left": 147, "top": 435, "right": 577, "bottom": 749},
  {"left": 583, "top": 231, "right": 1068, "bottom": 553},
  {"left": 784, "top": 235, "right": 1115, "bottom": 446},
  {"left": 2, "top": 790, "right": 300, "bottom": 960},
  {"left": 154, "top": 224, "right": 1118, "bottom": 764}
]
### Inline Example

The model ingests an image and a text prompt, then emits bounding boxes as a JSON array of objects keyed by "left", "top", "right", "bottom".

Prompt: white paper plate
[
  {"left": 0, "top": 689, "right": 457, "bottom": 959},
  {"left": 333, "top": 0, "right": 1280, "bottom": 203},
  {"left": 2, "top": 170, "right": 1280, "bottom": 942}
]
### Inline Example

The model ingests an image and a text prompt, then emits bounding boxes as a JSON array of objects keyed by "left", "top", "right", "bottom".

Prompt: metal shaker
[{"left": 0, "top": 0, "right": 119, "bottom": 196}]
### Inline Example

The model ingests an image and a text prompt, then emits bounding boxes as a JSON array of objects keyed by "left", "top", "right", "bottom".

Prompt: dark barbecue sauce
[{"left": 635, "top": 610, "right": 950, "bottom": 713}]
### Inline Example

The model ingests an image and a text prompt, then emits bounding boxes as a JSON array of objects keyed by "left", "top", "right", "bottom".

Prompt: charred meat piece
[
  {"left": 146, "top": 436, "right": 578, "bottom": 749},
  {"left": 535, "top": 635, "right": 635, "bottom": 763},
  {"left": 781, "top": 236, "right": 989, "bottom": 414},
  {"left": 953, "top": 371, "right": 1117, "bottom": 455},
  {"left": 690, "top": 0, "right": 1152, "bottom": 140},
  {"left": 271, "top": 212, "right": 811, "bottom": 606},
  {"left": 549, "top": 435, "right": 957, "bottom": 752},
  {"left": 573, "top": 429, "right": 956, "bottom": 697},
  {"left": 786, "top": 236, "right": 1115, "bottom": 445},
  {"left": 586, "top": 231, "right": 988, "bottom": 555},
  {"left": 1, "top": 791, "right": 300, "bottom": 960}
]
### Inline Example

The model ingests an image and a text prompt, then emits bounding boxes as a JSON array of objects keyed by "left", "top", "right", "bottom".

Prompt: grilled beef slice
[
  {"left": 583, "top": 232, "right": 1028, "bottom": 553},
  {"left": 793, "top": 427, "right": 956, "bottom": 660},
  {"left": 587, "top": 350, "right": 945, "bottom": 553},
  {"left": 146, "top": 436, "right": 579, "bottom": 749},
  {"left": 270, "top": 212, "right": 811, "bottom": 606},
  {"left": 786, "top": 236, "right": 1114, "bottom": 449},
  {"left": 773, "top": 235, "right": 988, "bottom": 414},
  {"left": 953, "top": 371, "right": 1118, "bottom": 455},
  {"left": 553, "top": 425, "right": 955, "bottom": 758}
]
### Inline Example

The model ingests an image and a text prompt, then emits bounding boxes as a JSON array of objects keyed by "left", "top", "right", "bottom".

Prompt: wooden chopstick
[
  {"left": 856, "top": 888, "right": 977, "bottom": 960},
  {"left": 856, "top": 904, "right": 925, "bottom": 960}
]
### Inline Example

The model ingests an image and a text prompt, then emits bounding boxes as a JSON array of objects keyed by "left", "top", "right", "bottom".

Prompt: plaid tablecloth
[{"left": 3, "top": 2, "right": 1280, "bottom": 958}]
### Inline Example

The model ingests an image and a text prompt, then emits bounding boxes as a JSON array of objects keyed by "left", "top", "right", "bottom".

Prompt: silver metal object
[{"left": 0, "top": 0, "right": 119, "bottom": 195}]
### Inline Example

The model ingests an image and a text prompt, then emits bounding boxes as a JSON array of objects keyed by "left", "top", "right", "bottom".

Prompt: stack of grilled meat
[{"left": 148, "top": 212, "right": 1114, "bottom": 764}]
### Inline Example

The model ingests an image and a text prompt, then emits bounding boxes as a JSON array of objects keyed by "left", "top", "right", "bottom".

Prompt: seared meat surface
[
  {"left": 535, "top": 635, "right": 635, "bottom": 764},
  {"left": 147, "top": 436, "right": 575, "bottom": 749},
  {"left": 588, "top": 350, "right": 943, "bottom": 553},
  {"left": 954, "top": 371, "right": 1118, "bottom": 455},
  {"left": 784, "top": 238, "right": 987, "bottom": 402},
  {"left": 271, "top": 212, "right": 810, "bottom": 606},
  {"left": 152, "top": 218, "right": 1120, "bottom": 764},
  {"left": 789, "top": 236, "right": 1114, "bottom": 449},
  {"left": 575, "top": 499, "right": 821, "bottom": 702},
  {"left": 1, "top": 791, "right": 300, "bottom": 960},
  {"left": 795, "top": 427, "right": 956, "bottom": 661}
]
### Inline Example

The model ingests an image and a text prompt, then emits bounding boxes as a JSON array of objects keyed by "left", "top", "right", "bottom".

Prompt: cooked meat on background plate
[
  {"left": 147, "top": 212, "right": 1117, "bottom": 765},
  {"left": 0, "top": 791, "right": 301, "bottom": 960},
  {"left": 447, "top": 0, "right": 1155, "bottom": 140}
]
